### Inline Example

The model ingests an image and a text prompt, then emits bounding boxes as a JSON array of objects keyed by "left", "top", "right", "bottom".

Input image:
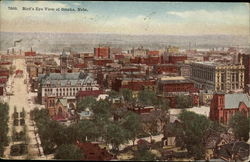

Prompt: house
[
  {"left": 209, "top": 93, "right": 250, "bottom": 124},
  {"left": 76, "top": 141, "right": 115, "bottom": 161},
  {"left": 204, "top": 128, "right": 236, "bottom": 160},
  {"left": 77, "top": 108, "right": 93, "bottom": 120},
  {"left": 161, "top": 116, "right": 181, "bottom": 147},
  {"left": 215, "top": 141, "right": 249, "bottom": 161},
  {"left": 137, "top": 139, "right": 151, "bottom": 150}
]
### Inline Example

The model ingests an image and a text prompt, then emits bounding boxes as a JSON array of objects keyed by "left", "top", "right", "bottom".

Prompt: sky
[{"left": 0, "top": 1, "right": 249, "bottom": 35}]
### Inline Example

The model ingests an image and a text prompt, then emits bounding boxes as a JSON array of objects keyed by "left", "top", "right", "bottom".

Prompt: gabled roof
[
  {"left": 76, "top": 142, "right": 114, "bottom": 161},
  {"left": 57, "top": 98, "right": 67, "bottom": 107},
  {"left": 224, "top": 93, "right": 250, "bottom": 109}
]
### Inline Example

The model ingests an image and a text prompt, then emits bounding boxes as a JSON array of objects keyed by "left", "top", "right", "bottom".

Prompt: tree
[
  {"left": 178, "top": 110, "right": 211, "bottom": 160},
  {"left": 30, "top": 108, "right": 56, "bottom": 154},
  {"left": 155, "top": 98, "right": 170, "bottom": 112},
  {"left": 0, "top": 103, "right": 9, "bottom": 156},
  {"left": 107, "top": 90, "right": 120, "bottom": 100},
  {"left": 138, "top": 89, "right": 157, "bottom": 106},
  {"left": 121, "top": 112, "right": 142, "bottom": 146},
  {"left": 106, "top": 123, "right": 129, "bottom": 153},
  {"left": 134, "top": 149, "right": 156, "bottom": 161},
  {"left": 77, "top": 119, "right": 100, "bottom": 142},
  {"left": 176, "top": 94, "right": 193, "bottom": 108},
  {"left": 76, "top": 96, "right": 96, "bottom": 112},
  {"left": 120, "top": 88, "right": 134, "bottom": 103},
  {"left": 92, "top": 100, "right": 112, "bottom": 121},
  {"left": 140, "top": 112, "right": 159, "bottom": 142},
  {"left": 54, "top": 144, "right": 84, "bottom": 160},
  {"left": 229, "top": 112, "right": 249, "bottom": 141}
]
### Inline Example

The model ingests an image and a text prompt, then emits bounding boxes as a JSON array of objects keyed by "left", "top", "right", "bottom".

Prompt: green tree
[
  {"left": 120, "top": 88, "right": 134, "bottom": 103},
  {"left": 140, "top": 112, "right": 159, "bottom": 142},
  {"left": 76, "top": 96, "right": 96, "bottom": 112},
  {"left": 176, "top": 94, "right": 193, "bottom": 108},
  {"left": 178, "top": 110, "right": 211, "bottom": 160},
  {"left": 106, "top": 123, "right": 129, "bottom": 153},
  {"left": 31, "top": 108, "right": 56, "bottom": 154},
  {"left": 121, "top": 112, "right": 142, "bottom": 146},
  {"left": 78, "top": 119, "right": 100, "bottom": 142},
  {"left": 92, "top": 100, "right": 112, "bottom": 121},
  {"left": 138, "top": 89, "right": 157, "bottom": 106},
  {"left": 0, "top": 103, "right": 9, "bottom": 157},
  {"left": 54, "top": 144, "right": 84, "bottom": 160},
  {"left": 134, "top": 150, "right": 156, "bottom": 161},
  {"left": 229, "top": 112, "right": 249, "bottom": 141},
  {"left": 107, "top": 90, "right": 120, "bottom": 100}
]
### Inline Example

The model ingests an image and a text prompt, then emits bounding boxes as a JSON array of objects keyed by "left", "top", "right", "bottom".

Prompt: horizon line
[{"left": 0, "top": 31, "right": 249, "bottom": 37}]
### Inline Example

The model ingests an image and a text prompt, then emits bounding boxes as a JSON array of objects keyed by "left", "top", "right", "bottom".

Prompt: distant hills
[{"left": 0, "top": 32, "right": 249, "bottom": 53}]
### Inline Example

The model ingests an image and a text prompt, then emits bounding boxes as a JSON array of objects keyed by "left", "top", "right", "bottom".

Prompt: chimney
[{"left": 31, "top": 47, "right": 33, "bottom": 52}]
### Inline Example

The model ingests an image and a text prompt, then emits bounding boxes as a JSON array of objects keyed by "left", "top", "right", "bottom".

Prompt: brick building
[
  {"left": 130, "top": 56, "right": 161, "bottom": 65},
  {"left": 153, "top": 64, "right": 179, "bottom": 75},
  {"left": 25, "top": 48, "right": 36, "bottom": 56},
  {"left": 93, "top": 58, "right": 113, "bottom": 66},
  {"left": 94, "top": 47, "right": 110, "bottom": 58},
  {"left": 163, "top": 54, "right": 187, "bottom": 64},
  {"left": 158, "top": 76, "right": 196, "bottom": 93},
  {"left": 76, "top": 90, "right": 104, "bottom": 102},
  {"left": 209, "top": 93, "right": 250, "bottom": 124},
  {"left": 112, "top": 78, "right": 156, "bottom": 95},
  {"left": 147, "top": 50, "right": 160, "bottom": 56},
  {"left": 158, "top": 76, "right": 198, "bottom": 108},
  {"left": 239, "top": 54, "right": 250, "bottom": 92},
  {"left": 76, "top": 142, "right": 115, "bottom": 161}
]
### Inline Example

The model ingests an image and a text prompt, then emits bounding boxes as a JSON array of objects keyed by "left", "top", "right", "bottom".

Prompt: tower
[{"left": 60, "top": 50, "right": 68, "bottom": 74}]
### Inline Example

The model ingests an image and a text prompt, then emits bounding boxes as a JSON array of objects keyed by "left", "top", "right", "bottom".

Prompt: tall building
[
  {"left": 191, "top": 62, "right": 245, "bottom": 93},
  {"left": 60, "top": 50, "right": 68, "bottom": 73},
  {"left": 239, "top": 54, "right": 250, "bottom": 92},
  {"left": 94, "top": 47, "right": 110, "bottom": 58}
]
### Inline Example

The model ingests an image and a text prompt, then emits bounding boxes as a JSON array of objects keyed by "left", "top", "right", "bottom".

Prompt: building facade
[
  {"left": 38, "top": 72, "right": 100, "bottom": 104},
  {"left": 209, "top": 93, "right": 250, "bottom": 124},
  {"left": 191, "top": 62, "right": 245, "bottom": 93},
  {"left": 94, "top": 47, "right": 110, "bottom": 58},
  {"left": 239, "top": 54, "right": 250, "bottom": 92}
]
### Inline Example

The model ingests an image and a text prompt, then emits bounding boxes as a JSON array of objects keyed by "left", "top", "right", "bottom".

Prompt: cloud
[
  {"left": 167, "top": 9, "right": 249, "bottom": 26},
  {"left": 0, "top": 1, "right": 249, "bottom": 36}
]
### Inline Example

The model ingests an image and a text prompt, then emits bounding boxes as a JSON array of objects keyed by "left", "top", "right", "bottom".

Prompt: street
[{"left": 3, "top": 58, "right": 44, "bottom": 159}]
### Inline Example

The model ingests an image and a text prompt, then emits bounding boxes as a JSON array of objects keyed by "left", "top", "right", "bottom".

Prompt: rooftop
[{"left": 224, "top": 93, "right": 250, "bottom": 109}]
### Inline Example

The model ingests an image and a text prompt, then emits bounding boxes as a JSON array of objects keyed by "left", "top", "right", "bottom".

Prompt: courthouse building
[
  {"left": 191, "top": 62, "right": 245, "bottom": 93},
  {"left": 38, "top": 72, "right": 100, "bottom": 104}
]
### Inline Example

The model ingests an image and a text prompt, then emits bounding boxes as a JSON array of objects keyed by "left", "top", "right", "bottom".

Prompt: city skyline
[{"left": 0, "top": 1, "right": 249, "bottom": 35}]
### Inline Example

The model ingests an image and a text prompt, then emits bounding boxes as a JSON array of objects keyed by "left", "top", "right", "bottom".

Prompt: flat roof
[
  {"left": 193, "top": 61, "right": 218, "bottom": 66},
  {"left": 160, "top": 76, "right": 186, "bottom": 81}
]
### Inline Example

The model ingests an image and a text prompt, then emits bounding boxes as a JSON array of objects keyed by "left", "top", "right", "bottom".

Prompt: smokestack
[{"left": 31, "top": 47, "right": 32, "bottom": 52}]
